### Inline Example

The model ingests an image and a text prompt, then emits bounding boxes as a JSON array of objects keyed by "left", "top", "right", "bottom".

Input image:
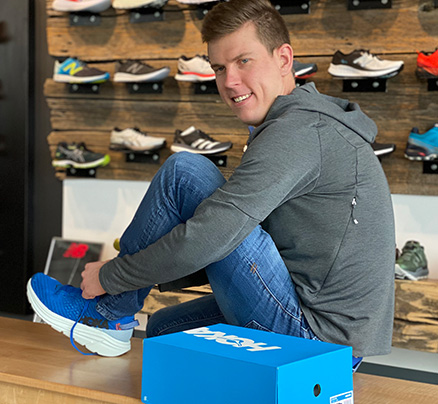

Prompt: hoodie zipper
[{"left": 351, "top": 197, "right": 358, "bottom": 225}]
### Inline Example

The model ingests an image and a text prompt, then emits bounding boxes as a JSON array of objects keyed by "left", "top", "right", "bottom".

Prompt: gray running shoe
[
  {"left": 114, "top": 61, "right": 170, "bottom": 82},
  {"left": 395, "top": 240, "right": 429, "bottom": 280},
  {"left": 52, "top": 142, "right": 110, "bottom": 169}
]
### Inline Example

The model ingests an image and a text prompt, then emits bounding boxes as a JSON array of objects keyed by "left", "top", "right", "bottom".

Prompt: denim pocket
[{"left": 244, "top": 319, "right": 272, "bottom": 333}]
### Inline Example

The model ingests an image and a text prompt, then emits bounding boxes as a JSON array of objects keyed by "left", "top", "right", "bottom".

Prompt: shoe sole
[
  {"left": 52, "top": 155, "right": 110, "bottom": 169},
  {"left": 113, "top": 68, "right": 170, "bottom": 82},
  {"left": 395, "top": 265, "right": 429, "bottom": 281},
  {"left": 109, "top": 142, "right": 165, "bottom": 152},
  {"left": 26, "top": 279, "right": 131, "bottom": 357},
  {"left": 53, "top": 0, "right": 111, "bottom": 13},
  {"left": 328, "top": 63, "right": 403, "bottom": 79},
  {"left": 174, "top": 73, "right": 215, "bottom": 82},
  {"left": 53, "top": 73, "right": 109, "bottom": 84},
  {"left": 113, "top": 0, "right": 165, "bottom": 8},
  {"left": 171, "top": 144, "right": 231, "bottom": 154}
]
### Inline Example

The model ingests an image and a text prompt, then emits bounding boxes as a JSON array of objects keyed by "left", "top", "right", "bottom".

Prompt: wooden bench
[
  {"left": 1, "top": 317, "right": 437, "bottom": 404},
  {"left": 141, "top": 279, "right": 438, "bottom": 354}
]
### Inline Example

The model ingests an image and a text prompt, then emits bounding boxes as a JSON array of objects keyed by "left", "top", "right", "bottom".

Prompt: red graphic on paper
[{"left": 63, "top": 243, "right": 89, "bottom": 259}]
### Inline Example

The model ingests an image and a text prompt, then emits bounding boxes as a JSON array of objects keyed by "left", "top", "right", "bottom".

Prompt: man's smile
[{"left": 232, "top": 93, "right": 252, "bottom": 103}]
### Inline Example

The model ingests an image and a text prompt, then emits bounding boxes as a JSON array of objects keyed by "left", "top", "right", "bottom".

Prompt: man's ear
[{"left": 276, "top": 43, "right": 294, "bottom": 76}]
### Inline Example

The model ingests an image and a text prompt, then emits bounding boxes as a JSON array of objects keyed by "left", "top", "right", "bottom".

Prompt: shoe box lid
[{"left": 141, "top": 323, "right": 353, "bottom": 404}]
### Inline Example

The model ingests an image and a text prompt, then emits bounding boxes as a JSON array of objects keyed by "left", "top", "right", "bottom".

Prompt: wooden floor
[{"left": 0, "top": 317, "right": 437, "bottom": 404}]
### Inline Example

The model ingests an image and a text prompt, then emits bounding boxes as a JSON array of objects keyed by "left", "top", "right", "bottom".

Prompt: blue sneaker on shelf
[
  {"left": 27, "top": 273, "right": 138, "bottom": 357},
  {"left": 53, "top": 57, "right": 110, "bottom": 84},
  {"left": 405, "top": 124, "right": 438, "bottom": 161}
]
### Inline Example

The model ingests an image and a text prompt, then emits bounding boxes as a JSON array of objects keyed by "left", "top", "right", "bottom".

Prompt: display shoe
[
  {"left": 416, "top": 48, "right": 438, "bottom": 79},
  {"left": 176, "top": 0, "right": 219, "bottom": 4},
  {"left": 171, "top": 126, "right": 232, "bottom": 154},
  {"left": 27, "top": 273, "right": 138, "bottom": 356},
  {"left": 371, "top": 142, "right": 396, "bottom": 157},
  {"left": 110, "top": 127, "right": 166, "bottom": 151},
  {"left": 395, "top": 241, "right": 429, "bottom": 280},
  {"left": 174, "top": 55, "right": 215, "bottom": 82},
  {"left": 404, "top": 124, "right": 438, "bottom": 161},
  {"left": 53, "top": 58, "right": 110, "bottom": 84},
  {"left": 112, "top": 0, "right": 168, "bottom": 9},
  {"left": 114, "top": 61, "right": 170, "bottom": 82},
  {"left": 52, "top": 142, "right": 110, "bottom": 169},
  {"left": 328, "top": 49, "right": 404, "bottom": 79},
  {"left": 293, "top": 60, "right": 318, "bottom": 79},
  {"left": 52, "top": 0, "right": 112, "bottom": 13}
]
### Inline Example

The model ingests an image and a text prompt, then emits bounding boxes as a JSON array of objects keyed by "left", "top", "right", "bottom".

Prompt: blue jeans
[{"left": 96, "top": 152, "right": 318, "bottom": 341}]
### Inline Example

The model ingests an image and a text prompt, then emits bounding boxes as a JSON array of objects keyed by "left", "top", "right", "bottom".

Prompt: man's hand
[{"left": 80, "top": 260, "right": 109, "bottom": 299}]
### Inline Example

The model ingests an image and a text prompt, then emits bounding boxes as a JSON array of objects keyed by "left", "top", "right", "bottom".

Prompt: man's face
[{"left": 208, "top": 22, "right": 294, "bottom": 127}]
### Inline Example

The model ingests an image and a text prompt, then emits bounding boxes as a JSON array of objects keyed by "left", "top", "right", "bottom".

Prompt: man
[{"left": 27, "top": 0, "right": 395, "bottom": 367}]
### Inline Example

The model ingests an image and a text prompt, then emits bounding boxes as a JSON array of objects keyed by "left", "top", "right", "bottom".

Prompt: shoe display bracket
[
  {"left": 69, "top": 12, "right": 102, "bottom": 27},
  {"left": 127, "top": 82, "right": 163, "bottom": 94},
  {"left": 348, "top": 0, "right": 392, "bottom": 10},
  {"left": 205, "top": 154, "right": 227, "bottom": 168},
  {"left": 295, "top": 78, "right": 307, "bottom": 87},
  {"left": 125, "top": 150, "right": 161, "bottom": 164},
  {"left": 196, "top": 2, "right": 219, "bottom": 20},
  {"left": 68, "top": 83, "right": 100, "bottom": 94},
  {"left": 427, "top": 79, "right": 438, "bottom": 92},
  {"left": 342, "top": 78, "right": 387, "bottom": 92},
  {"left": 193, "top": 81, "right": 219, "bottom": 95},
  {"left": 271, "top": 0, "right": 311, "bottom": 15},
  {"left": 423, "top": 160, "right": 438, "bottom": 174},
  {"left": 129, "top": 8, "right": 164, "bottom": 24},
  {"left": 66, "top": 167, "right": 97, "bottom": 178}
]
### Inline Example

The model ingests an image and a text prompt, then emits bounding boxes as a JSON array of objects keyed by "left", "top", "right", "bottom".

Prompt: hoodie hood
[{"left": 254, "top": 82, "right": 377, "bottom": 144}]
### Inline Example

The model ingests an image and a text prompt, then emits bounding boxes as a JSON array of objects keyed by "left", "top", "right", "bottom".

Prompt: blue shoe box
[{"left": 142, "top": 324, "right": 353, "bottom": 404}]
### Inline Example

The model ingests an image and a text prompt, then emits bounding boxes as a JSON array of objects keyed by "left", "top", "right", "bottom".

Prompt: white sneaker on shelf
[
  {"left": 174, "top": 55, "right": 215, "bottom": 82},
  {"left": 110, "top": 128, "right": 166, "bottom": 152},
  {"left": 112, "top": 0, "right": 168, "bottom": 9},
  {"left": 52, "top": 0, "right": 112, "bottom": 13}
]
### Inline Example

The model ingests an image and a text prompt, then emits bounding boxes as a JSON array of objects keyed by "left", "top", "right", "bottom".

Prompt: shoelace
[{"left": 70, "top": 299, "right": 97, "bottom": 356}]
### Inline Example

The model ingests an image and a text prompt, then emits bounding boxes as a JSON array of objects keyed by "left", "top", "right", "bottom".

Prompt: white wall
[{"left": 62, "top": 179, "right": 438, "bottom": 279}]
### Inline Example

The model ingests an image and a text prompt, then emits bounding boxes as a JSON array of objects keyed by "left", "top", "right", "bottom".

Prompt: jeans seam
[
  {"left": 251, "top": 264, "right": 301, "bottom": 323},
  {"left": 155, "top": 314, "right": 225, "bottom": 336}
]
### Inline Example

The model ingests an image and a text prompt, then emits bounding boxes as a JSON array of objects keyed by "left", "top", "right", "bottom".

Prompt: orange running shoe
[{"left": 416, "top": 48, "right": 438, "bottom": 78}]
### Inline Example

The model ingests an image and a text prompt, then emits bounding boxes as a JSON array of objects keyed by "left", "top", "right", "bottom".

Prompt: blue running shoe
[
  {"left": 53, "top": 57, "right": 110, "bottom": 84},
  {"left": 27, "top": 273, "right": 138, "bottom": 357},
  {"left": 405, "top": 124, "right": 438, "bottom": 161}
]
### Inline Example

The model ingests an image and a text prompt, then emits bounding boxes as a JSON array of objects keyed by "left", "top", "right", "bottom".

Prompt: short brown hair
[{"left": 201, "top": 0, "right": 290, "bottom": 53}]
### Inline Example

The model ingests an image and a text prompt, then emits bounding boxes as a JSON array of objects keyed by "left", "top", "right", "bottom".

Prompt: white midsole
[
  {"left": 328, "top": 64, "right": 402, "bottom": 78},
  {"left": 113, "top": 68, "right": 169, "bottom": 82},
  {"left": 53, "top": 0, "right": 111, "bottom": 13},
  {"left": 53, "top": 73, "right": 108, "bottom": 84},
  {"left": 26, "top": 279, "right": 131, "bottom": 357}
]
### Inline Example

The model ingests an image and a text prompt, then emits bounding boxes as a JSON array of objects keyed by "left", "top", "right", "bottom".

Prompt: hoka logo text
[
  {"left": 81, "top": 316, "right": 109, "bottom": 329},
  {"left": 184, "top": 327, "right": 281, "bottom": 352}
]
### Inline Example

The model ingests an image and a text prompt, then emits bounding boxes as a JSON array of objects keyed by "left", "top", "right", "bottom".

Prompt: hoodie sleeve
[{"left": 99, "top": 119, "right": 321, "bottom": 295}]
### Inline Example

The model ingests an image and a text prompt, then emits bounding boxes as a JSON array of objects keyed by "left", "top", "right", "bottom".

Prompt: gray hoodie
[{"left": 100, "top": 83, "right": 395, "bottom": 357}]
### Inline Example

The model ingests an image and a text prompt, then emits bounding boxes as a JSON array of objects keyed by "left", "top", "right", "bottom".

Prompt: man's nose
[{"left": 224, "top": 67, "right": 241, "bottom": 88}]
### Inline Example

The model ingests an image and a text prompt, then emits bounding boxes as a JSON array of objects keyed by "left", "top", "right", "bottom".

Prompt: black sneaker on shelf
[
  {"left": 52, "top": 142, "right": 110, "bottom": 169},
  {"left": 171, "top": 126, "right": 232, "bottom": 155},
  {"left": 371, "top": 142, "right": 396, "bottom": 157},
  {"left": 114, "top": 61, "right": 170, "bottom": 83},
  {"left": 328, "top": 49, "right": 404, "bottom": 79}
]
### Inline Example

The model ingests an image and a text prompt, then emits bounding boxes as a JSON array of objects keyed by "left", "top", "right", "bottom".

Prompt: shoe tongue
[{"left": 181, "top": 126, "right": 197, "bottom": 137}]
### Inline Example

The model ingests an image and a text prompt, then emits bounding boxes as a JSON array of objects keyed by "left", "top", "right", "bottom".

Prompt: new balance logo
[
  {"left": 184, "top": 327, "right": 282, "bottom": 352},
  {"left": 81, "top": 316, "right": 109, "bottom": 329}
]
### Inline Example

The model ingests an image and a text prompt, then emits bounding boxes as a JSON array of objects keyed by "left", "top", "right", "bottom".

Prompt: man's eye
[
  {"left": 241, "top": 58, "right": 249, "bottom": 64},
  {"left": 214, "top": 66, "right": 225, "bottom": 73}
]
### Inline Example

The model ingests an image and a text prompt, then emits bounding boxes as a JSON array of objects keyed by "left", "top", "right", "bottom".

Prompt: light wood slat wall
[
  {"left": 44, "top": 0, "right": 438, "bottom": 192},
  {"left": 42, "top": 0, "right": 438, "bottom": 353}
]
